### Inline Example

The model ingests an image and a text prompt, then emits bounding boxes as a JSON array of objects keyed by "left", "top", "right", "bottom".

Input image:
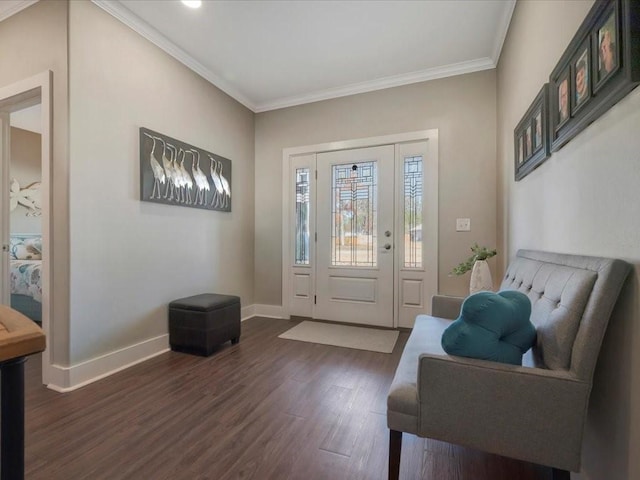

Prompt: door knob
[
  {"left": 383, "top": 243, "right": 391, "bottom": 250},
  {"left": 385, "top": 230, "right": 391, "bottom": 237}
]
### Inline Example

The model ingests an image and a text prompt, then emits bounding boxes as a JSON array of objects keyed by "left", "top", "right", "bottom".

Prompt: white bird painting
[
  {"left": 178, "top": 149, "right": 194, "bottom": 205},
  {"left": 161, "top": 140, "right": 177, "bottom": 201},
  {"left": 190, "top": 149, "right": 210, "bottom": 206},
  {"left": 209, "top": 156, "right": 225, "bottom": 208},
  {"left": 166, "top": 143, "right": 183, "bottom": 202},
  {"left": 141, "top": 129, "right": 232, "bottom": 212},
  {"left": 217, "top": 160, "right": 231, "bottom": 209},
  {"left": 9, "top": 179, "right": 42, "bottom": 216},
  {"left": 144, "top": 134, "right": 166, "bottom": 199}
]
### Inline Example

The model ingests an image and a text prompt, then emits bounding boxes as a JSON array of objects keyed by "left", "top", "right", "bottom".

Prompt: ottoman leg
[{"left": 231, "top": 337, "right": 240, "bottom": 345}]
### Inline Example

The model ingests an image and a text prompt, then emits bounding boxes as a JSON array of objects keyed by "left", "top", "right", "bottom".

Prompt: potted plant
[{"left": 451, "top": 243, "right": 497, "bottom": 293}]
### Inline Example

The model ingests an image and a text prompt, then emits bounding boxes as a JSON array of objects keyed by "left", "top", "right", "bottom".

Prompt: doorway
[
  {"left": 0, "top": 71, "right": 53, "bottom": 384},
  {"left": 315, "top": 145, "right": 395, "bottom": 327},
  {"left": 282, "top": 131, "right": 439, "bottom": 329},
  {"left": 7, "top": 104, "right": 43, "bottom": 324}
]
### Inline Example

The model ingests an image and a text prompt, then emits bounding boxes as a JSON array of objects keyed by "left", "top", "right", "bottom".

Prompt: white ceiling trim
[
  {"left": 93, "top": 0, "right": 512, "bottom": 114},
  {"left": 254, "top": 57, "right": 496, "bottom": 113},
  {"left": 491, "top": 0, "right": 517, "bottom": 63},
  {"left": 91, "top": 0, "right": 257, "bottom": 111},
  {"left": 0, "top": 0, "right": 39, "bottom": 23}
]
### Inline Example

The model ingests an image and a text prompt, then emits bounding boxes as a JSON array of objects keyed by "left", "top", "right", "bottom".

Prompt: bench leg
[
  {"left": 389, "top": 429, "right": 402, "bottom": 480},
  {"left": 552, "top": 468, "right": 570, "bottom": 480},
  {"left": 231, "top": 337, "right": 240, "bottom": 345},
  {"left": 1, "top": 357, "right": 26, "bottom": 480}
]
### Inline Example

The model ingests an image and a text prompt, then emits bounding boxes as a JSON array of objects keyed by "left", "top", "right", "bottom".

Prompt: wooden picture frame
[
  {"left": 514, "top": 84, "right": 551, "bottom": 181},
  {"left": 550, "top": 0, "right": 640, "bottom": 152}
]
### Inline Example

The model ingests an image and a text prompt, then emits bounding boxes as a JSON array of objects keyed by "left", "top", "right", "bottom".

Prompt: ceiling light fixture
[{"left": 181, "top": 0, "right": 202, "bottom": 8}]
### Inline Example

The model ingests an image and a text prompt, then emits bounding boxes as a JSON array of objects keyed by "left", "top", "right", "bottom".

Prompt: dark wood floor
[{"left": 22, "top": 317, "right": 552, "bottom": 479}]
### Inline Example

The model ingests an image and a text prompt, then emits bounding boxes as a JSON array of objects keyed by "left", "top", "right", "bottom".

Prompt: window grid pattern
[
  {"left": 295, "top": 168, "right": 310, "bottom": 265},
  {"left": 404, "top": 156, "right": 423, "bottom": 268},
  {"left": 331, "top": 162, "right": 377, "bottom": 267}
]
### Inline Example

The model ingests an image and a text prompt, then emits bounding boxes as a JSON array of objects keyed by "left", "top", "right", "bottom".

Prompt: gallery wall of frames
[{"left": 514, "top": 0, "right": 640, "bottom": 181}]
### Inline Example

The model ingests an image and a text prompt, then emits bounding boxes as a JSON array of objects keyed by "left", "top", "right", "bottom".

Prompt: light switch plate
[{"left": 456, "top": 218, "right": 471, "bottom": 232}]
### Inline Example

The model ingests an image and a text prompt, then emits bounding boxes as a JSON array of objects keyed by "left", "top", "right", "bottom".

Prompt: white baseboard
[
  {"left": 47, "top": 334, "right": 169, "bottom": 392},
  {"left": 252, "top": 304, "right": 285, "bottom": 319},
  {"left": 46, "top": 306, "right": 285, "bottom": 392},
  {"left": 241, "top": 304, "right": 255, "bottom": 321}
]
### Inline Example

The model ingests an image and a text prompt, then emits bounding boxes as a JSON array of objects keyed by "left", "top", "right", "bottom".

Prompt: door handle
[{"left": 382, "top": 243, "right": 392, "bottom": 251}]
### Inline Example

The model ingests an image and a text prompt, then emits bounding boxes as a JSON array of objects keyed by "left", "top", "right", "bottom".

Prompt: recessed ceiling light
[{"left": 181, "top": 0, "right": 202, "bottom": 8}]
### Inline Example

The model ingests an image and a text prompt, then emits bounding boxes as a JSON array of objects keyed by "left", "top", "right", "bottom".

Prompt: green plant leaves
[{"left": 451, "top": 243, "right": 497, "bottom": 275}]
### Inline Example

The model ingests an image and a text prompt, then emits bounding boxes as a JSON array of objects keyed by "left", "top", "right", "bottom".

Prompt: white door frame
[
  {"left": 0, "top": 71, "right": 53, "bottom": 384},
  {"left": 282, "top": 129, "right": 439, "bottom": 327}
]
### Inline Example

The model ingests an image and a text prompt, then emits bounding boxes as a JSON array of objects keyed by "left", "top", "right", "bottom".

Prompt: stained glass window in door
[
  {"left": 331, "top": 162, "right": 377, "bottom": 267},
  {"left": 295, "top": 168, "right": 310, "bottom": 265},
  {"left": 404, "top": 156, "right": 423, "bottom": 268}
]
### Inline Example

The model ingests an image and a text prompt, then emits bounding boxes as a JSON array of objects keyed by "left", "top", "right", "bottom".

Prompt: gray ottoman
[{"left": 169, "top": 294, "right": 241, "bottom": 356}]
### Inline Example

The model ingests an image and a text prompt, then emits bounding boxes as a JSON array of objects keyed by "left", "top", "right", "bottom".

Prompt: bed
[{"left": 9, "top": 234, "right": 42, "bottom": 324}]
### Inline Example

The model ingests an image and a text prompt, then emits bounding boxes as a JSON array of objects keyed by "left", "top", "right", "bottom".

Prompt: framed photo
[
  {"left": 571, "top": 41, "right": 591, "bottom": 114},
  {"left": 550, "top": 0, "right": 640, "bottom": 152},
  {"left": 594, "top": 3, "right": 619, "bottom": 92},
  {"left": 514, "top": 84, "right": 550, "bottom": 181},
  {"left": 555, "top": 68, "right": 571, "bottom": 130},
  {"left": 533, "top": 110, "right": 543, "bottom": 151},
  {"left": 517, "top": 135, "right": 524, "bottom": 165}
]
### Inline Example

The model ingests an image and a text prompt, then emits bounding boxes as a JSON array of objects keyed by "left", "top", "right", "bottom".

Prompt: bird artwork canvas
[
  {"left": 139, "top": 127, "right": 231, "bottom": 212},
  {"left": 9, "top": 179, "right": 42, "bottom": 216}
]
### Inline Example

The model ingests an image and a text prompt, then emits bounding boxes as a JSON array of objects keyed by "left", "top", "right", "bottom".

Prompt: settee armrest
[
  {"left": 431, "top": 295, "right": 464, "bottom": 319},
  {"left": 417, "top": 353, "right": 589, "bottom": 470}
]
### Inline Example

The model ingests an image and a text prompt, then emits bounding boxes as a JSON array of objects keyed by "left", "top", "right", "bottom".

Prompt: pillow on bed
[
  {"left": 9, "top": 235, "right": 42, "bottom": 260},
  {"left": 441, "top": 290, "right": 536, "bottom": 366}
]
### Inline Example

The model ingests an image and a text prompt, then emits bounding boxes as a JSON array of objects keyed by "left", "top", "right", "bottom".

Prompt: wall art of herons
[{"left": 139, "top": 127, "right": 232, "bottom": 212}]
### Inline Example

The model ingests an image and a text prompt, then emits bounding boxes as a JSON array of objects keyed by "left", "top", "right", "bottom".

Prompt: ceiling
[{"left": 2, "top": 0, "right": 515, "bottom": 113}]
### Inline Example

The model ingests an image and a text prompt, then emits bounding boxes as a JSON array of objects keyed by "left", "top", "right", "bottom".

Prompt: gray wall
[
  {"left": 255, "top": 70, "right": 498, "bottom": 305},
  {"left": 67, "top": 1, "right": 255, "bottom": 364},
  {"left": 0, "top": 0, "right": 70, "bottom": 366},
  {"left": 497, "top": 1, "right": 640, "bottom": 478}
]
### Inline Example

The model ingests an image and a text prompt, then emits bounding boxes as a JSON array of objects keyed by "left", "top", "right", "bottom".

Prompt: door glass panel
[
  {"left": 331, "top": 161, "right": 377, "bottom": 267},
  {"left": 295, "top": 168, "right": 310, "bottom": 265},
  {"left": 404, "top": 156, "right": 423, "bottom": 268}
]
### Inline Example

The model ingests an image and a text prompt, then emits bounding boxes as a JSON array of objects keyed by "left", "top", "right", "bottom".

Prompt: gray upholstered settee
[{"left": 387, "top": 250, "right": 631, "bottom": 480}]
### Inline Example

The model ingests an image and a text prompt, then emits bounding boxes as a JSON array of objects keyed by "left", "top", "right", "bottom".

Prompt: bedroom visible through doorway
[
  {"left": 0, "top": 71, "right": 53, "bottom": 386},
  {"left": 8, "top": 104, "right": 43, "bottom": 325}
]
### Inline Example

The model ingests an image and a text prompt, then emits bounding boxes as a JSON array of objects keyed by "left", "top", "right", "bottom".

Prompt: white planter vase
[{"left": 469, "top": 260, "right": 493, "bottom": 294}]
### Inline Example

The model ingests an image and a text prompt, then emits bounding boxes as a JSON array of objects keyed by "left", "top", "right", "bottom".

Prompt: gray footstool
[{"left": 169, "top": 294, "right": 241, "bottom": 356}]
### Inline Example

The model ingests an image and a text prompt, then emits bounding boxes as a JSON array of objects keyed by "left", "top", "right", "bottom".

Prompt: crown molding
[
  {"left": 254, "top": 57, "right": 496, "bottom": 113},
  {"left": 91, "top": 0, "right": 506, "bottom": 114},
  {"left": 492, "top": 0, "right": 517, "bottom": 64},
  {"left": 91, "top": 0, "right": 257, "bottom": 112},
  {"left": 0, "top": 0, "right": 39, "bottom": 23}
]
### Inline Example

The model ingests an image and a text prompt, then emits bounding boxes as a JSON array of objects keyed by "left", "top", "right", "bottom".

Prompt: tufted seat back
[{"left": 501, "top": 250, "right": 630, "bottom": 380}]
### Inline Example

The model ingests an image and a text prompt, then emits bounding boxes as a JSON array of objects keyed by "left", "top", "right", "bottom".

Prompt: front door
[{"left": 315, "top": 145, "right": 395, "bottom": 327}]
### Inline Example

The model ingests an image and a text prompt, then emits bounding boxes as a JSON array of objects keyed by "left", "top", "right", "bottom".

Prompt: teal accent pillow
[{"left": 441, "top": 290, "right": 536, "bottom": 365}]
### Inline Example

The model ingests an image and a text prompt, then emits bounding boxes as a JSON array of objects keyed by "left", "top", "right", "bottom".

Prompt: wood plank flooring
[{"left": 22, "top": 317, "right": 552, "bottom": 479}]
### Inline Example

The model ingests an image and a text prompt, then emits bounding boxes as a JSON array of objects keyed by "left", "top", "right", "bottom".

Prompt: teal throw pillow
[{"left": 441, "top": 290, "right": 536, "bottom": 365}]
